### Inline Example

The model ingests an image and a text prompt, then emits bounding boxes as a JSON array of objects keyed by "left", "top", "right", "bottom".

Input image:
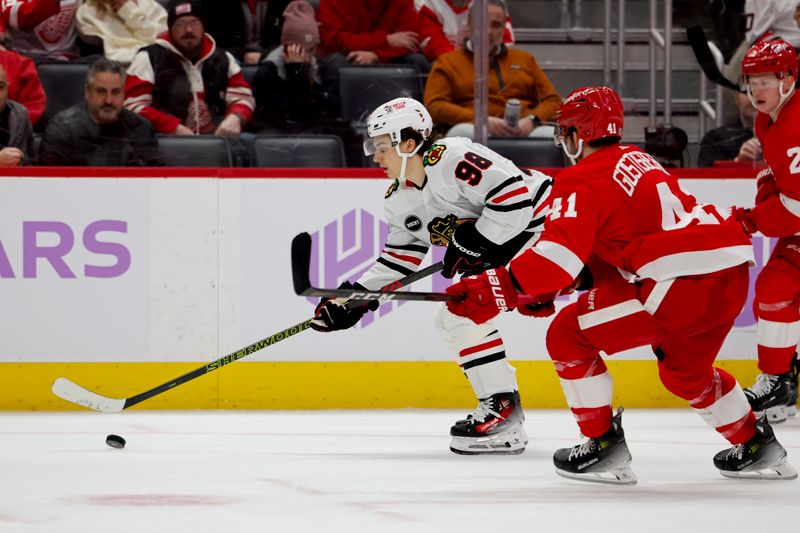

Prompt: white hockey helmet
[{"left": 364, "top": 97, "right": 432, "bottom": 156}]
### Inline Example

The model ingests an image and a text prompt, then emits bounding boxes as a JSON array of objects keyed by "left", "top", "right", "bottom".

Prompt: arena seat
[
  {"left": 35, "top": 62, "right": 90, "bottom": 132},
  {"left": 157, "top": 135, "right": 232, "bottom": 167},
  {"left": 240, "top": 64, "right": 259, "bottom": 88},
  {"left": 487, "top": 138, "right": 566, "bottom": 168},
  {"left": 337, "top": 65, "right": 423, "bottom": 124},
  {"left": 252, "top": 134, "right": 346, "bottom": 167}
]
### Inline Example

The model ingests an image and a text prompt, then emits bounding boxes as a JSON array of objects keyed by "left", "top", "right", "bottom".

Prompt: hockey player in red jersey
[
  {"left": 445, "top": 86, "right": 797, "bottom": 483},
  {"left": 310, "top": 97, "right": 554, "bottom": 455},
  {"left": 733, "top": 39, "right": 800, "bottom": 424}
]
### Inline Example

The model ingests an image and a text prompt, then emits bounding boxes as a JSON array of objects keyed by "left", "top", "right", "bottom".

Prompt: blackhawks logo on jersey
[
  {"left": 385, "top": 178, "right": 399, "bottom": 198},
  {"left": 423, "top": 144, "right": 447, "bottom": 167},
  {"left": 427, "top": 214, "right": 475, "bottom": 246}
]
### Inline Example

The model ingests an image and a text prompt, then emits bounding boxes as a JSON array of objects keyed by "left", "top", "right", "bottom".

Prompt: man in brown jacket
[{"left": 423, "top": 0, "right": 561, "bottom": 138}]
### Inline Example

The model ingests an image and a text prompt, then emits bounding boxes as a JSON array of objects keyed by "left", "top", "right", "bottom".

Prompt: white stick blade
[{"left": 51, "top": 378, "right": 126, "bottom": 413}]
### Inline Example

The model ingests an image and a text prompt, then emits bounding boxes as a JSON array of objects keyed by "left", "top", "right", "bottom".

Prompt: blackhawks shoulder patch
[
  {"left": 427, "top": 214, "right": 460, "bottom": 246},
  {"left": 423, "top": 144, "right": 447, "bottom": 167},
  {"left": 385, "top": 178, "right": 399, "bottom": 198}
]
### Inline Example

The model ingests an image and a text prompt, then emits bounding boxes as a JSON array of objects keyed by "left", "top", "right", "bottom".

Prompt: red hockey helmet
[
  {"left": 741, "top": 39, "right": 798, "bottom": 79},
  {"left": 556, "top": 86, "right": 624, "bottom": 146}
]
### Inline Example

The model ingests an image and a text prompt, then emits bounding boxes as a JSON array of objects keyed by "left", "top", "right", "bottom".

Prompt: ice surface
[{"left": 1, "top": 409, "right": 798, "bottom": 533}]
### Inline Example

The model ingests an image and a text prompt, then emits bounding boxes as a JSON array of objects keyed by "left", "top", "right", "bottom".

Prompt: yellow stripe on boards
[{"left": 0, "top": 360, "right": 763, "bottom": 411}]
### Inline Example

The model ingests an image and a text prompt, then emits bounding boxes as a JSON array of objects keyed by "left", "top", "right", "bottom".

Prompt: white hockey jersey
[{"left": 358, "top": 137, "right": 552, "bottom": 290}]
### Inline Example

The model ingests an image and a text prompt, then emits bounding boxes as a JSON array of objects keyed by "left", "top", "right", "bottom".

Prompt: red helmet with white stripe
[
  {"left": 556, "top": 86, "right": 624, "bottom": 146},
  {"left": 742, "top": 39, "right": 798, "bottom": 79}
]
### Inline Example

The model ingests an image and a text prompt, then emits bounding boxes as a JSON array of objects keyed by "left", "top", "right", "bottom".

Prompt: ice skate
[
  {"left": 449, "top": 391, "right": 527, "bottom": 455},
  {"left": 744, "top": 371, "right": 793, "bottom": 424},
  {"left": 553, "top": 408, "right": 637, "bottom": 486},
  {"left": 714, "top": 415, "right": 798, "bottom": 480}
]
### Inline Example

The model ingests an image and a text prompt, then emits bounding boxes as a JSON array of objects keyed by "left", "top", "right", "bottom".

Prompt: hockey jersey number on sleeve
[
  {"left": 788, "top": 147, "right": 800, "bottom": 174},
  {"left": 548, "top": 192, "right": 578, "bottom": 220}
]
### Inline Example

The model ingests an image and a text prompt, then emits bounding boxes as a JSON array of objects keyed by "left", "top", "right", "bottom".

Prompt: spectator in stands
[
  {"left": 698, "top": 90, "right": 756, "bottom": 167},
  {"left": 124, "top": 0, "right": 255, "bottom": 138},
  {"left": 39, "top": 58, "right": 162, "bottom": 166},
  {"left": 317, "top": 0, "right": 430, "bottom": 72},
  {"left": 75, "top": 0, "right": 168, "bottom": 67},
  {"left": 200, "top": 0, "right": 290, "bottom": 64},
  {"left": 0, "top": 64, "right": 33, "bottom": 166},
  {"left": 424, "top": 0, "right": 560, "bottom": 138},
  {"left": 0, "top": 35, "right": 46, "bottom": 125},
  {"left": 250, "top": 0, "right": 361, "bottom": 166},
  {"left": 415, "top": 0, "right": 515, "bottom": 61},
  {"left": 0, "top": 0, "right": 80, "bottom": 61}
]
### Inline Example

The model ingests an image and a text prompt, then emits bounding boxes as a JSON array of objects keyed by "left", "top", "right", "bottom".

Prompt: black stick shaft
[
  {"left": 122, "top": 320, "right": 313, "bottom": 409},
  {"left": 121, "top": 261, "right": 444, "bottom": 410}
]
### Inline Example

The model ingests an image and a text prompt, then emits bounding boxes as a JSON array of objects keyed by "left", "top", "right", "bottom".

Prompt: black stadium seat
[
  {"left": 240, "top": 64, "right": 259, "bottom": 88},
  {"left": 487, "top": 138, "right": 566, "bottom": 168},
  {"left": 337, "top": 65, "right": 423, "bottom": 124},
  {"left": 252, "top": 134, "right": 346, "bottom": 167},
  {"left": 157, "top": 135, "right": 232, "bottom": 167},
  {"left": 35, "top": 62, "right": 90, "bottom": 132}
]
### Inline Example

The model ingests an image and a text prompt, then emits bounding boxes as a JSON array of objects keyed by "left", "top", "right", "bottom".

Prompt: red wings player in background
[
  {"left": 733, "top": 39, "right": 800, "bottom": 425},
  {"left": 445, "top": 86, "right": 797, "bottom": 484}
]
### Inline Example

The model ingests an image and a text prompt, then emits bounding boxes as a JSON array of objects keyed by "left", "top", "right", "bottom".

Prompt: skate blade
[
  {"left": 449, "top": 427, "right": 527, "bottom": 455},
  {"left": 764, "top": 405, "right": 789, "bottom": 425},
  {"left": 555, "top": 465, "right": 638, "bottom": 486},
  {"left": 719, "top": 457, "right": 798, "bottom": 481}
]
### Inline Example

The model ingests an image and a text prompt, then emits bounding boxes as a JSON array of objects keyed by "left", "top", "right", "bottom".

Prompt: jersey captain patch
[
  {"left": 385, "top": 178, "right": 399, "bottom": 198},
  {"left": 423, "top": 144, "right": 447, "bottom": 167}
]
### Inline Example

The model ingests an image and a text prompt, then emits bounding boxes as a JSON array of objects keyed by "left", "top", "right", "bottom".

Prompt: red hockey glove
[
  {"left": 755, "top": 169, "right": 778, "bottom": 205},
  {"left": 516, "top": 300, "right": 556, "bottom": 318},
  {"left": 445, "top": 267, "right": 519, "bottom": 324},
  {"left": 732, "top": 207, "right": 758, "bottom": 235}
]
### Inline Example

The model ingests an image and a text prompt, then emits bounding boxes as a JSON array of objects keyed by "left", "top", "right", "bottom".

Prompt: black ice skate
[
  {"left": 714, "top": 415, "right": 797, "bottom": 480},
  {"left": 553, "top": 408, "right": 637, "bottom": 486},
  {"left": 744, "top": 371, "right": 793, "bottom": 424},
  {"left": 449, "top": 391, "right": 527, "bottom": 455}
]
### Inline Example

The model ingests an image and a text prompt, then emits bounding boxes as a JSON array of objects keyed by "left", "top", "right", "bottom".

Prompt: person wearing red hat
[
  {"left": 732, "top": 38, "right": 800, "bottom": 425},
  {"left": 445, "top": 85, "right": 796, "bottom": 484}
]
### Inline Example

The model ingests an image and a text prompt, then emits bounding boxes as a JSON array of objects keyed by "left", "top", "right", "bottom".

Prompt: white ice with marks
[{"left": 1, "top": 409, "right": 799, "bottom": 533}]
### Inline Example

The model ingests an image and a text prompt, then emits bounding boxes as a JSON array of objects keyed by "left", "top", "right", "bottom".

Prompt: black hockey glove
[
  {"left": 442, "top": 222, "right": 495, "bottom": 278},
  {"left": 309, "top": 282, "right": 380, "bottom": 333}
]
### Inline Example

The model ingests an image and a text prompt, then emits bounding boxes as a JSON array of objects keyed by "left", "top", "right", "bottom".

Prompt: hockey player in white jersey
[{"left": 310, "top": 97, "right": 556, "bottom": 454}]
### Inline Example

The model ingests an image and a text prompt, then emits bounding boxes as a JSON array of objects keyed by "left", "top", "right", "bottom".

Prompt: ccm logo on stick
[{"left": 0, "top": 220, "right": 131, "bottom": 279}]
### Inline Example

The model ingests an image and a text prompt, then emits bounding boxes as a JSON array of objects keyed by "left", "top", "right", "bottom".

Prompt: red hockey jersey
[
  {"left": 747, "top": 92, "right": 800, "bottom": 236},
  {"left": 509, "top": 145, "right": 754, "bottom": 297}
]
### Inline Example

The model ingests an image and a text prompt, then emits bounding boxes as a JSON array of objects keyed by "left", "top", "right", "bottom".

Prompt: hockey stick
[
  {"left": 52, "top": 252, "right": 445, "bottom": 413},
  {"left": 686, "top": 25, "right": 743, "bottom": 92},
  {"left": 292, "top": 232, "right": 459, "bottom": 303}
]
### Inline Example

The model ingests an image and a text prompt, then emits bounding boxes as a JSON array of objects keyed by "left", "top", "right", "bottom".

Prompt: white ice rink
[{"left": 2, "top": 409, "right": 799, "bottom": 533}]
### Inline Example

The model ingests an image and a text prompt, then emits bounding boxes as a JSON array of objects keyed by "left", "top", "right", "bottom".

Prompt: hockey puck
[{"left": 105, "top": 434, "right": 126, "bottom": 449}]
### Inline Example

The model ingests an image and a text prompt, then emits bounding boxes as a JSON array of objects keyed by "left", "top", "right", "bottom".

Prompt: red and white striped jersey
[
  {"left": 509, "top": 145, "right": 754, "bottom": 298},
  {"left": 748, "top": 92, "right": 800, "bottom": 236},
  {"left": 124, "top": 32, "right": 254, "bottom": 134},
  {"left": 414, "top": 0, "right": 514, "bottom": 58},
  {"left": 0, "top": 0, "right": 79, "bottom": 60},
  {"left": 358, "top": 136, "right": 552, "bottom": 290}
]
